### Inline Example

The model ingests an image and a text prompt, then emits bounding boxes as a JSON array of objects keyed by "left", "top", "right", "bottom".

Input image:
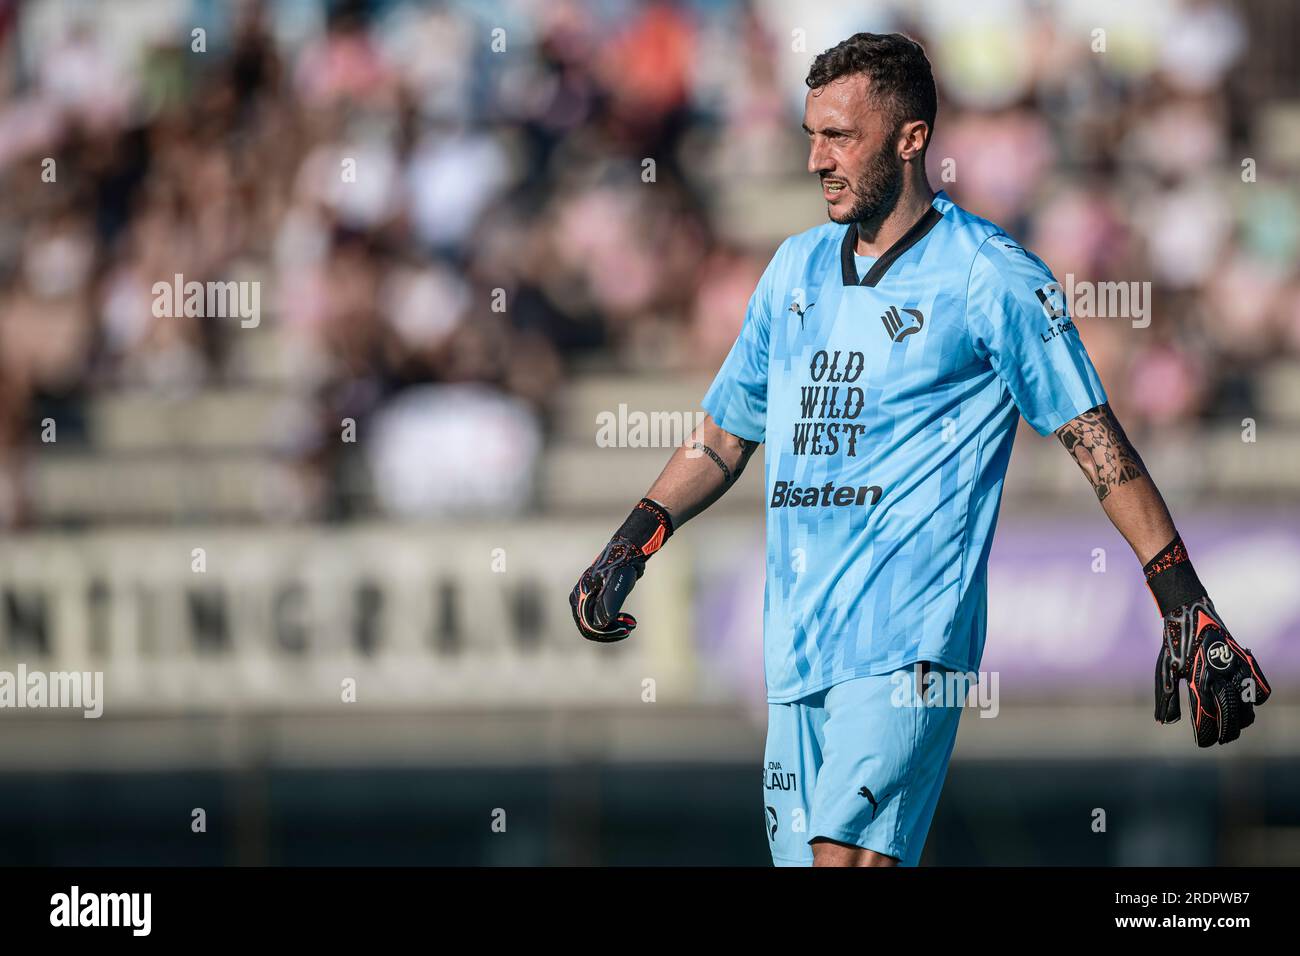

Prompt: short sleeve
[
  {"left": 700, "top": 247, "right": 781, "bottom": 443},
  {"left": 965, "top": 234, "right": 1107, "bottom": 436}
]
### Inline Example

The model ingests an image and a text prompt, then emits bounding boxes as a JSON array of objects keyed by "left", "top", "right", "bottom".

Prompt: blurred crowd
[{"left": 0, "top": 0, "right": 1295, "bottom": 525}]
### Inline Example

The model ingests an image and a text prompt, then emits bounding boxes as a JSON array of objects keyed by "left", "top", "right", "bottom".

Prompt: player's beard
[{"left": 828, "top": 130, "right": 905, "bottom": 229}]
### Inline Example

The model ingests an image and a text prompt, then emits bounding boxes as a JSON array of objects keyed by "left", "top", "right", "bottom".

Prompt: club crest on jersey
[{"left": 881, "top": 305, "right": 924, "bottom": 342}]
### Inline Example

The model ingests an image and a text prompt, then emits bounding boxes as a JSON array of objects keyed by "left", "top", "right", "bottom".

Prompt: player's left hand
[{"left": 1154, "top": 597, "right": 1271, "bottom": 747}]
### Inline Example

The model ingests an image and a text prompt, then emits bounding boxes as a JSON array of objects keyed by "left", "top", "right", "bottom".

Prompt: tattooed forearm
[
  {"left": 722, "top": 442, "right": 759, "bottom": 486},
  {"left": 643, "top": 417, "right": 761, "bottom": 528},
  {"left": 690, "top": 442, "right": 734, "bottom": 484},
  {"left": 1055, "top": 404, "right": 1148, "bottom": 501}
]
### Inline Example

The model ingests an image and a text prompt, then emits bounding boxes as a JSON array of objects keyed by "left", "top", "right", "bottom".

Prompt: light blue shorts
[{"left": 762, "top": 663, "right": 963, "bottom": 866}]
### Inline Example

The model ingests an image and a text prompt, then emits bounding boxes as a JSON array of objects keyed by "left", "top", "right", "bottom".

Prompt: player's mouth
[{"left": 822, "top": 178, "right": 848, "bottom": 202}]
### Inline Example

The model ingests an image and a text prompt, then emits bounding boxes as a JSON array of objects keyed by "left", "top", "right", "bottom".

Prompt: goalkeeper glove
[
  {"left": 1145, "top": 534, "right": 1271, "bottom": 747},
  {"left": 569, "top": 498, "right": 674, "bottom": 643}
]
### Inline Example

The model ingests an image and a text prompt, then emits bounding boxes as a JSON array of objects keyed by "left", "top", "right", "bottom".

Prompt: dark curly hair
[{"left": 806, "top": 33, "right": 937, "bottom": 151}]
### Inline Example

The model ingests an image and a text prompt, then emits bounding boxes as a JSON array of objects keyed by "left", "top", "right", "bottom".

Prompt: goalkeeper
[{"left": 570, "top": 31, "right": 1270, "bottom": 867}]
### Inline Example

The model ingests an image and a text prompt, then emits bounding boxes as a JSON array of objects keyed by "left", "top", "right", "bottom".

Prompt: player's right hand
[
  {"left": 569, "top": 498, "right": 674, "bottom": 643},
  {"left": 570, "top": 538, "right": 645, "bottom": 642}
]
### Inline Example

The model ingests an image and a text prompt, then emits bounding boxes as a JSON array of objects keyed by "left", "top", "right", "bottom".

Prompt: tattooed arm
[
  {"left": 1055, "top": 403, "right": 1176, "bottom": 564},
  {"left": 644, "top": 414, "right": 760, "bottom": 528}
]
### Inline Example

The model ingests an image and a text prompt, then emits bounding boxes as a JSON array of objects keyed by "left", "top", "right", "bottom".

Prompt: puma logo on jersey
[{"left": 789, "top": 300, "right": 816, "bottom": 328}]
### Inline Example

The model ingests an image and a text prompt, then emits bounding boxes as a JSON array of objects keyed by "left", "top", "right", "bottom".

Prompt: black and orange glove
[
  {"left": 569, "top": 498, "right": 674, "bottom": 643},
  {"left": 1146, "top": 535, "right": 1271, "bottom": 747}
]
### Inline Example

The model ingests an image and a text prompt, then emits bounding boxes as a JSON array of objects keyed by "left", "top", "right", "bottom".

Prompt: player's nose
[{"left": 807, "top": 137, "right": 832, "bottom": 175}]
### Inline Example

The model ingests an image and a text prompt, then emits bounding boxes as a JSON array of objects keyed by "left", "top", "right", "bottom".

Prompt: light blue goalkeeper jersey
[{"left": 702, "top": 191, "right": 1106, "bottom": 703}]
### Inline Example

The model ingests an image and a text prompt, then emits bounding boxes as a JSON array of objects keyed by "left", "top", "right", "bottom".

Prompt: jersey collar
[{"left": 840, "top": 193, "right": 946, "bottom": 287}]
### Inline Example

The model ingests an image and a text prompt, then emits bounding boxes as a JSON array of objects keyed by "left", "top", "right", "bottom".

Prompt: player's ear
[{"left": 898, "top": 119, "right": 929, "bottom": 163}]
